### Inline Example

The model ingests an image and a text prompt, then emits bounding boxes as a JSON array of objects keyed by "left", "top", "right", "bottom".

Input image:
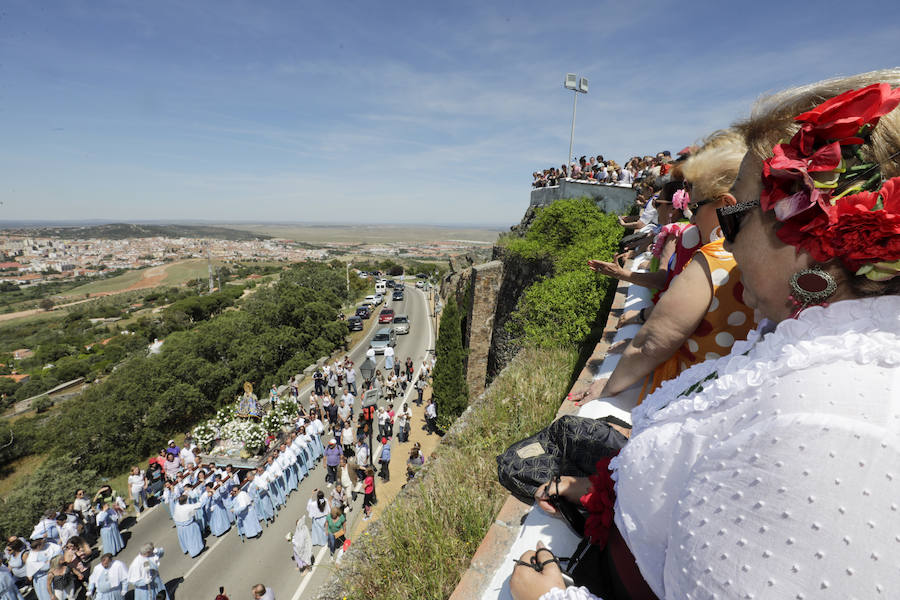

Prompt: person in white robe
[
  {"left": 230, "top": 487, "right": 262, "bottom": 540},
  {"left": 249, "top": 470, "right": 275, "bottom": 523},
  {"left": 24, "top": 538, "right": 61, "bottom": 600},
  {"left": 86, "top": 553, "right": 128, "bottom": 600},
  {"left": 264, "top": 457, "right": 286, "bottom": 508},
  {"left": 95, "top": 506, "right": 124, "bottom": 556},
  {"left": 55, "top": 517, "right": 78, "bottom": 549},
  {"left": 171, "top": 496, "right": 204, "bottom": 557},
  {"left": 29, "top": 515, "right": 60, "bottom": 545},
  {"left": 205, "top": 483, "right": 231, "bottom": 536},
  {"left": 288, "top": 518, "right": 313, "bottom": 572},
  {"left": 306, "top": 491, "right": 329, "bottom": 547},
  {"left": 0, "top": 563, "right": 24, "bottom": 600},
  {"left": 127, "top": 544, "right": 167, "bottom": 600}
]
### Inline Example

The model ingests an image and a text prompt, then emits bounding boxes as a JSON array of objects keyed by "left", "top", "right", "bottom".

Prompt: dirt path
[{"left": 348, "top": 381, "right": 440, "bottom": 539}]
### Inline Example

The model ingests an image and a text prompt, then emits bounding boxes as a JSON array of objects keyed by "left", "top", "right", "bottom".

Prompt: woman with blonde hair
[
  {"left": 512, "top": 70, "right": 900, "bottom": 600},
  {"left": 581, "top": 131, "right": 755, "bottom": 404}
]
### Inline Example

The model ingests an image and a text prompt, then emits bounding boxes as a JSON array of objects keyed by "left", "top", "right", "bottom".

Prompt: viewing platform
[{"left": 530, "top": 180, "right": 636, "bottom": 214}]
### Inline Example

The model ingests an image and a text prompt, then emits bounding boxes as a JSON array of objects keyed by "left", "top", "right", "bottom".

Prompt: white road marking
[
  {"left": 183, "top": 533, "right": 229, "bottom": 580},
  {"left": 291, "top": 546, "right": 330, "bottom": 600}
]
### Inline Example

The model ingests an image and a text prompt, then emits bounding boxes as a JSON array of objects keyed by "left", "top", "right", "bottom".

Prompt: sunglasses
[
  {"left": 716, "top": 199, "right": 760, "bottom": 243},
  {"left": 688, "top": 197, "right": 717, "bottom": 211}
]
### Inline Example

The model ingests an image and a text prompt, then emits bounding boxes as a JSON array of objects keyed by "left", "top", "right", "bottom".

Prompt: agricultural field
[
  {"left": 230, "top": 223, "right": 503, "bottom": 243},
  {"left": 62, "top": 258, "right": 228, "bottom": 297}
]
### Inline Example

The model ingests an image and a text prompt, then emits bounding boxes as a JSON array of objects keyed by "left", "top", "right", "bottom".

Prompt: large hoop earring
[{"left": 788, "top": 267, "right": 837, "bottom": 318}]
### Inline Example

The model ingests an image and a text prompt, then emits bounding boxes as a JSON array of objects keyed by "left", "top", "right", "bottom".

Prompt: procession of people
[{"left": 2, "top": 350, "right": 435, "bottom": 599}]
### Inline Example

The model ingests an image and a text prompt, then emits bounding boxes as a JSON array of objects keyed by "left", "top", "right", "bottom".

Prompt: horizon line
[{"left": 0, "top": 219, "right": 511, "bottom": 230}]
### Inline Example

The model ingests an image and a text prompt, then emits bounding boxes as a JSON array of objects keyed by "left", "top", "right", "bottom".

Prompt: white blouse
[{"left": 544, "top": 296, "right": 900, "bottom": 599}]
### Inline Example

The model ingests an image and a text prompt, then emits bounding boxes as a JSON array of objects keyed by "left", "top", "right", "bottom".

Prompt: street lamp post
[
  {"left": 345, "top": 261, "right": 351, "bottom": 296},
  {"left": 359, "top": 356, "right": 377, "bottom": 466},
  {"left": 564, "top": 73, "right": 589, "bottom": 175}
]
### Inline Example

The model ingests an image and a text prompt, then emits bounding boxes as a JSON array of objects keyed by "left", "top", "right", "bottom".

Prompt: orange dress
[{"left": 639, "top": 238, "right": 755, "bottom": 402}]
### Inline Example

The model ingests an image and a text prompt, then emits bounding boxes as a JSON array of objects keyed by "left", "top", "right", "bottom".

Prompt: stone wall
[{"left": 463, "top": 260, "right": 504, "bottom": 394}]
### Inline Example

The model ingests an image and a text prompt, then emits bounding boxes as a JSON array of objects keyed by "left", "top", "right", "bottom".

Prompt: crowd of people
[
  {"left": 509, "top": 71, "right": 900, "bottom": 600},
  {"left": 2, "top": 350, "right": 437, "bottom": 599},
  {"left": 531, "top": 151, "right": 685, "bottom": 189}
]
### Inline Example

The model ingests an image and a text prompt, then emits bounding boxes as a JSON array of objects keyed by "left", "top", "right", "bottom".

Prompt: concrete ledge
[{"left": 530, "top": 181, "right": 637, "bottom": 214}]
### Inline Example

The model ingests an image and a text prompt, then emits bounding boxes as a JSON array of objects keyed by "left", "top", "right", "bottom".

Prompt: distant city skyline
[{"left": 2, "top": 0, "right": 900, "bottom": 225}]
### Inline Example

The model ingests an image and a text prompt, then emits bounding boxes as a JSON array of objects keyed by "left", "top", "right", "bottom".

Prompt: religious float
[{"left": 193, "top": 382, "right": 300, "bottom": 468}]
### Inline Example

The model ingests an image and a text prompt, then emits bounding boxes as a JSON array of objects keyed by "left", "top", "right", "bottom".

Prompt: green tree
[
  {"left": 0, "top": 454, "right": 102, "bottom": 540},
  {"left": 38, "top": 298, "right": 55, "bottom": 311},
  {"left": 431, "top": 297, "right": 468, "bottom": 421}
]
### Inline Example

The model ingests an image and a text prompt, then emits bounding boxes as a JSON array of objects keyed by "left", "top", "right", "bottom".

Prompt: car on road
[
  {"left": 369, "top": 327, "right": 396, "bottom": 353},
  {"left": 375, "top": 280, "right": 387, "bottom": 295},
  {"left": 392, "top": 289, "right": 404, "bottom": 301},
  {"left": 415, "top": 281, "right": 425, "bottom": 289},
  {"left": 374, "top": 294, "right": 384, "bottom": 305},
  {"left": 392, "top": 314, "right": 409, "bottom": 334},
  {"left": 416, "top": 273, "right": 428, "bottom": 278},
  {"left": 364, "top": 294, "right": 377, "bottom": 304},
  {"left": 386, "top": 280, "right": 395, "bottom": 288},
  {"left": 356, "top": 305, "right": 371, "bottom": 319},
  {"left": 347, "top": 315, "right": 363, "bottom": 331},
  {"left": 378, "top": 308, "right": 395, "bottom": 324}
]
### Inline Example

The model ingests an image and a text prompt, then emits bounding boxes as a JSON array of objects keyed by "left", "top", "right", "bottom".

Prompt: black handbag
[{"left": 496, "top": 414, "right": 629, "bottom": 505}]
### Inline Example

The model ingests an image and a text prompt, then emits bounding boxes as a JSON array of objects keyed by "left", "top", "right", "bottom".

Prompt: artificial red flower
[
  {"left": 778, "top": 177, "right": 900, "bottom": 267},
  {"left": 794, "top": 83, "right": 900, "bottom": 141},
  {"left": 579, "top": 456, "right": 617, "bottom": 548}
]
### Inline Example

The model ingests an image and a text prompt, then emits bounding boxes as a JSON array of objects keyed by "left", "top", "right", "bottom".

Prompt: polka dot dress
[{"left": 642, "top": 238, "right": 755, "bottom": 401}]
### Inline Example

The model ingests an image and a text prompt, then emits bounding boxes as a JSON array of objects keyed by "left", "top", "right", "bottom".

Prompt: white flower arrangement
[
  {"left": 274, "top": 398, "right": 300, "bottom": 425},
  {"left": 220, "top": 419, "right": 267, "bottom": 455},
  {"left": 261, "top": 412, "right": 282, "bottom": 435},
  {"left": 213, "top": 405, "right": 237, "bottom": 429},
  {"left": 192, "top": 421, "right": 218, "bottom": 451}
]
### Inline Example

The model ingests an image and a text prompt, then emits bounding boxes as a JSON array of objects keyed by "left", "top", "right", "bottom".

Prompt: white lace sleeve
[{"left": 538, "top": 586, "right": 602, "bottom": 600}]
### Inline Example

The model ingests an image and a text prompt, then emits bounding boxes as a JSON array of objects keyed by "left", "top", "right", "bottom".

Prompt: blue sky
[{"left": 2, "top": 1, "right": 900, "bottom": 227}]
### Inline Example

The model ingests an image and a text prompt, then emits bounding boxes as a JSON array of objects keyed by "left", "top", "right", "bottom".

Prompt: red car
[{"left": 378, "top": 308, "right": 395, "bottom": 324}]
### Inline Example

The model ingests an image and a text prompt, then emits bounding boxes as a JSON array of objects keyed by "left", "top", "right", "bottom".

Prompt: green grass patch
[
  {"left": 0, "top": 453, "right": 46, "bottom": 499},
  {"left": 0, "top": 309, "right": 68, "bottom": 329},
  {"left": 63, "top": 259, "right": 227, "bottom": 297},
  {"left": 331, "top": 346, "right": 577, "bottom": 600}
]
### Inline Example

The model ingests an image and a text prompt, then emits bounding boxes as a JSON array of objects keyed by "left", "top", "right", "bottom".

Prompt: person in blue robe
[
  {"left": 293, "top": 439, "right": 310, "bottom": 479},
  {"left": 250, "top": 470, "right": 276, "bottom": 523},
  {"left": 23, "top": 538, "right": 61, "bottom": 600},
  {"left": 205, "top": 484, "right": 231, "bottom": 536},
  {"left": 0, "top": 563, "right": 25, "bottom": 600},
  {"left": 96, "top": 506, "right": 125, "bottom": 556},
  {"left": 86, "top": 553, "right": 128, "bottom": 600},
  {"left": 127, "top": 544, "right": 168, "bottom": 600},
  {"left": 171, "top": 497, "right": 204, "bottom": 558},
  {"left": 230, "top": 487, "right": 262, "bottom": 540},
  {"left": 306, "top": 492, "right": 329, "bottom": 547}
]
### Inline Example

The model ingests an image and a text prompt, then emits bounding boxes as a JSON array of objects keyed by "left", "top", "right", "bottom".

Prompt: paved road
[{"left": 110, "top": 285, "right": 433, "bottom": 600}]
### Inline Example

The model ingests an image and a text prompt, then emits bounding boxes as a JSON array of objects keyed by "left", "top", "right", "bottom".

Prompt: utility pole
[{"left": 207, "top": 244, "right": 214, "bottom": 293}]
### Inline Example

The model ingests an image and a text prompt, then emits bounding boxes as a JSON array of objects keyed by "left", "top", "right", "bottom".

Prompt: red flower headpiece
[{"left": 760, "top": 83, "right": 900, "bottom": 281}]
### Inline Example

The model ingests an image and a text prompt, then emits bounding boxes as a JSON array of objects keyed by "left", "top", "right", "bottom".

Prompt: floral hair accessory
[
  {"left": 672, "top": 188, "right": 691, "bottom": 211},
  {"left": 760, "top": 83, "right": 900, "bottom": 280}
]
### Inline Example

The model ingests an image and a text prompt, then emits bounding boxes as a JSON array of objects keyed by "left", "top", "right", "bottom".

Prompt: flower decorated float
[{"left": 194, "top": 381, "right": 302, "bottom": 468}]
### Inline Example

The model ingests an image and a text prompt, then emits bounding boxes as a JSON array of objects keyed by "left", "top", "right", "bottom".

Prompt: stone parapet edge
[{"left": 448, "top": 274, "right": 634, "bottom": 599}]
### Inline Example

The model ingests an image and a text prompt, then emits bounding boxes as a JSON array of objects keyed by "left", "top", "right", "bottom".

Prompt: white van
[{"left": 375, "top": 280, "right": 387, "bottom": 295}]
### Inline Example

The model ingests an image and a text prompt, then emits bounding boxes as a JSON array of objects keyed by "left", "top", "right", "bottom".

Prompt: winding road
[{"left": 110, "top": 285, "right": 434, "bottom": 600}]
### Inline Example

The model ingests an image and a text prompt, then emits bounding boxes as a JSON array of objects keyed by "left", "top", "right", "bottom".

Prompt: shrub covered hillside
[
  {"left": 502, "top": 197, "right": 622, "bottom": 349},
  {"left": 0, "top": 261, "right": 351, "bottom": 538}
]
